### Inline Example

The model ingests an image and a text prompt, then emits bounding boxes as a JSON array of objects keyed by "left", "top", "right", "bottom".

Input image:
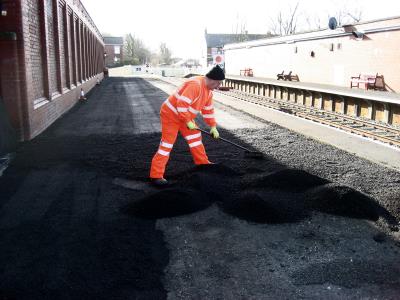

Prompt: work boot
[{"left": 150, "top": 178, "right": 168, "bottom": 187}]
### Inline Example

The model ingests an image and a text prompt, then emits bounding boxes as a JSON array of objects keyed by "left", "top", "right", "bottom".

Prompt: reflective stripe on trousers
[{"left": 150, "top": 111, "right": 210, "bottom": 179}]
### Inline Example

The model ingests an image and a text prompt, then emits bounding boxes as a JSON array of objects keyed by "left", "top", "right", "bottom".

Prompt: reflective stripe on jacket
[{"left": 161, "top": 76, "right": 216, "bottom": 127}]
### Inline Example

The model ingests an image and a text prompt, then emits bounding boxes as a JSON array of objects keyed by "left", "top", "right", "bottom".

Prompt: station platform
[
  {"left": 227, "top": 74, "right": 400, "bottom": 104},
  {"left": 154, "top": 75, "right": 400, "bottom": 171}
]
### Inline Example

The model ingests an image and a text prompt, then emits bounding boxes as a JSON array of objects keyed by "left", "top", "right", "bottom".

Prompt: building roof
[
  {"left": 103, "top": 36, "right": 124, "bottom": 45},
  {"left": 224, "top": 16, "right": 400, "bottom": 51},
  {"left": 205, "top": 33, "right": 270, "bottom": 48}
]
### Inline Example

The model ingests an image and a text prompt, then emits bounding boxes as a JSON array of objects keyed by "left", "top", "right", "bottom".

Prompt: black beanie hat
[{"left": 206, "top": 65, "right": 225, "bottom": 80}]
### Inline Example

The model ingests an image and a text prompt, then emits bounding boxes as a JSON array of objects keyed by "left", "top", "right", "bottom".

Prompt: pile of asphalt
[
  {"left": 305, "top": 183, "right": 383, "bottom": 221},
  {"left": 220, "top": 191, "right": 309, "bottom": 224},
  {"left": 232, "top": 127, "right": 400, "bottom": 225},
  {"left": 121, "top": 161, "right": 393, "bottom": 226},
  {"left": 243, "top": 169, "right": 329, "bottom": 192},
  {"left": 122, "top": 188, "right": 212, "bottom": 219},
  {"left": 73, "top": 126, "right": 398, "bottom": 228},
  {"left": 1, "top": 77, "right": 399, "bottom": 299}
]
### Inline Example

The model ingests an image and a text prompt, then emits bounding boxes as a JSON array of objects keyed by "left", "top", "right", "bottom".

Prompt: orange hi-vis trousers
[{"left": 150, "top": 113, "right": 210, "bottom": 179}]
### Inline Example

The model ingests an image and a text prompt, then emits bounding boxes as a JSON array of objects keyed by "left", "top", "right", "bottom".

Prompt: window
[{"left": 114, "top": 45, "right": 120, "bottom": 54}]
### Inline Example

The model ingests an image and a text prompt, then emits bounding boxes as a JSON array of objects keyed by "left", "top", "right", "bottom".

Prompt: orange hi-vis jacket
[
  {"left": 161, "top": 76, "right": 216, "bottom": 126},
  {"left": 150, "top": 76, "right": 216, "bottom": 179}
]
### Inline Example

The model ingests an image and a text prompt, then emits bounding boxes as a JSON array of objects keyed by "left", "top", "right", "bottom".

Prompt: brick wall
[
  {"left": 58, "top": 3, "right": 66, "bottom": 89},
  {"left": 104, "top": 44, "right": 114, "bottom": 66},
  {"left": 105, "top": 44, "right": 123, "bottom": 67},
  {"left": 26, "top": 0, "right": 45, "bottom": 100},
  {"left": 0, "top": 0, "right": 105, "bottom": 141},
  {"left": 68, "top": 11, "right": 76, "bottom": 85},
  {"left": 46, "top": 0, "right": 58, "bottom": 96},
  {"left": 0, "top": 0, "right": 28, "bottom": 140}
]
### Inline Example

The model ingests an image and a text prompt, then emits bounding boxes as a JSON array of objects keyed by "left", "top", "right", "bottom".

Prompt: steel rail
[{"left": 216, "top": 89, "right": 400, "bottom": 148}]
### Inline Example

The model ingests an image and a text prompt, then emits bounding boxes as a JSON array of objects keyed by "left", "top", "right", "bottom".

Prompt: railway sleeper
[{"left": 361, "top": 127, "right": 377, "bottom": 131}]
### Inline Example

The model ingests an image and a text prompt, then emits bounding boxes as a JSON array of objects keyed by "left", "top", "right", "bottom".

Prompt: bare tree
[
  {"left": 269, "top": 2, "right": 300, "bottom": 36},
  {"left": 305, "top": 14, "right": 323, "bottom": 31},
  {"left": 124, "top": 34, "right": 151, "bottom": 65},
  {"left": 124, "top": 34, "right": 135, "bottom": 64},
  {"left": 232, "top": 14, "right": 249, "bottom": 42},
  {"left": 150, "top": 52, "right": 161, "bottom": 66},
  {"left": 315, "top": 5, "right": 363, "bottom": 29},
  {"left": 269, "top": 2, "right": 363, "bottom": 34},
  {"left": 332, "top": 5, "right": 363, "bottom": 25},
  {"left": 159, "top": 43, "right": 172, "bottom": 65}
]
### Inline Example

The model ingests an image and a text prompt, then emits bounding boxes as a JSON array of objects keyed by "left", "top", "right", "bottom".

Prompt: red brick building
[
  {"left": 204, "top": 30, "right": 271, "bottom": 67},
  {"left": 104, "top": 36, "right": 123, "bottom": 67},
  {"left": 0, "top": 0, "right": 104, "bottom": 151}
]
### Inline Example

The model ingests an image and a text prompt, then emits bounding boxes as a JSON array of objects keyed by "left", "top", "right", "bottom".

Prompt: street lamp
[{"left": 103, "top": 52, "right": 108, "bottom": 77}]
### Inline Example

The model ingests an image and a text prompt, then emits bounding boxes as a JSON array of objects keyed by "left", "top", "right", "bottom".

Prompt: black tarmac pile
[
  {"left": 244, "top": 169, "right": 330, "bottom": 192},
  {"left": 123, "top": 164, "right": 393, "bottom": 226},
  {"left": 122, "top": 188, "right": 212, "bottom": 219},
  {"left": 305, "top": 183, "right": 387, "bottom": 221},
  {"left": 0, "top": 77, "right": 399, "bottom": 299}
]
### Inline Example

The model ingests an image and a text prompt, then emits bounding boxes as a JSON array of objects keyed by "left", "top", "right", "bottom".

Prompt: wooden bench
[
  {"left": 350, "top": 73, "right": 385, "bottom": 90},
  {"left": 240, "top": 68, "right": 253, "bottom": 77},
  {"left": 276, "top": 70, "right": 285, "bottom": 80},
  {"left": 277, "top": 71, "right": 299, "bottom": 81},
  {"left": 288, "top": 73, "right": 299, "bottom": 81},
  {"left": 218, "top": 86, "right": 232, "bottom": 91}
]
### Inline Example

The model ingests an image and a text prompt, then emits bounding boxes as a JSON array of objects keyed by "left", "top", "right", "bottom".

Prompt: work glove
[
  {"left": 187, "top": 121, "right": 197, "bottom": 130},
  {"left": 210, "top": 126, "right": 219, "bottom": 139}
]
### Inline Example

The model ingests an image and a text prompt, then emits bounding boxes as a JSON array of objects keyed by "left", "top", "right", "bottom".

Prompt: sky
[{"left": 81, "top": 0, "right": 400, "bottom": 60}]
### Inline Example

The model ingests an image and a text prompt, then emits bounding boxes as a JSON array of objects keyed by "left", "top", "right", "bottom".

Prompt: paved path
[{"left": 0, "top": 76, "right": 399, "bottom": 300}]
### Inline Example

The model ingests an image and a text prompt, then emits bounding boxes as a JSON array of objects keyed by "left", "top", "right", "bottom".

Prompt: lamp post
[
  {"left": 103, "top": 52, "right": 108, "bottom": 77},
  {"left": 103, "top": 51, "right": 107, "bottom": 66}
]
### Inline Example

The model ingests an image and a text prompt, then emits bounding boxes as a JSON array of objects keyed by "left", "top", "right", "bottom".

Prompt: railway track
[{"left": 216, "top": 89, "right": 400, "bottom": 148}]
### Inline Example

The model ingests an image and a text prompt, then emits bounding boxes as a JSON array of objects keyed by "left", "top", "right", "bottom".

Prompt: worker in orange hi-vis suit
[{"left": 149, "top": 65, "right": 225, "bottom": 186}]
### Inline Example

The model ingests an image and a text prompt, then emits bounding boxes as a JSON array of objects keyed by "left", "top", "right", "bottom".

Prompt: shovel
[{"left": 197, "top": 128, "right": 264, "bottom": 159}]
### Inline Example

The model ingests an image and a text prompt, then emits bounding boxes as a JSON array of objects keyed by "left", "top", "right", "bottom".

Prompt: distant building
[
  {"left": 223, "top": 16, "right": 400, "bottom": 92},
  {"left": 103, "top": 36, "right": 124, "bottom": 67},
  {"left": 204, "top": 29, "right": 271, "bottom": 66}
]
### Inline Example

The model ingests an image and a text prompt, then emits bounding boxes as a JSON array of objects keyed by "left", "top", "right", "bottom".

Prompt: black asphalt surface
[{"left": 1, "top": 77, "right": 400, "bottom": 299}]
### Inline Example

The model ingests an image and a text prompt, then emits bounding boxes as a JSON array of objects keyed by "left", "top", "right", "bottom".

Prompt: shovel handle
[{"left": 197, "top": 128, "right": 255, "bottom": 152}]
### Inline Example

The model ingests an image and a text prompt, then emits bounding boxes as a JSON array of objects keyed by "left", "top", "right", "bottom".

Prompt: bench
[
  {"left": 277, "top": 70, "right": 285, "bottom": 80},
  {"left": 240, "top": 68, "right": 253, "bottom": 77},
  {"left": 350, "top": 73, "right": 385, "bottom": 90},
  {"left": 277, "top": 71, "right": 299, "bottom": 81},
  {"left": 288, "top": 73, "right": 299, "bottom": 81},
  {"left": 218, "top": 86, "right": 232, "bottom": 91}
]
